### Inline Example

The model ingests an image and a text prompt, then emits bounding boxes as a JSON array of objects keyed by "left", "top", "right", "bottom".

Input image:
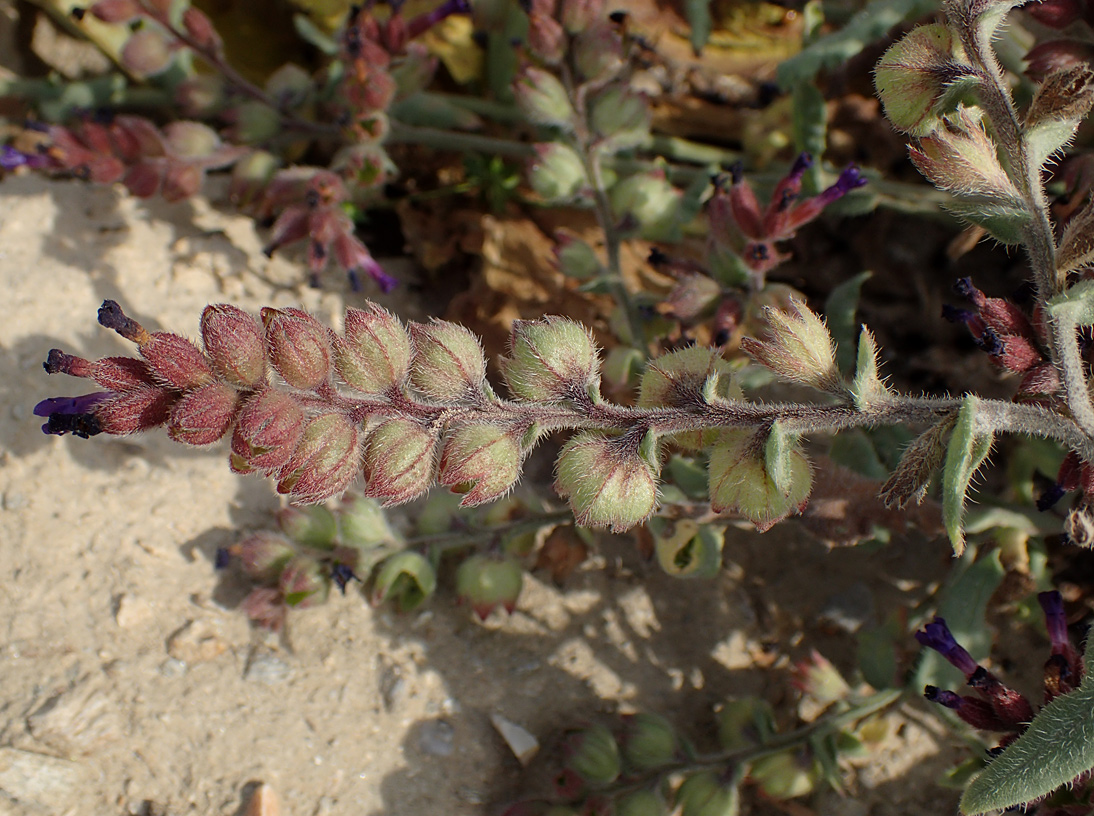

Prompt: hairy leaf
[
  {"left": 685, "top": 0, "right": 713, "bottom": 55},
  {"left": 943, "top": 198, "right": 1030, "bottom": 244},
  {"left": 825, "top": 271, "right": 872, "bottom": 374},
  {"left": 1057, "top": 199, "right": 1094, "bottom": 276},
  {"left": 1047, "top": 278, "right": 1094, "bottom": 326},
  {"left": 879, "top": 418, "right": 955, "bottom": 508},
  {"left": 942, "top": 397, "right": 994, "bottom": 554},
  {"left": 961, "top": 644, "right": 1094, "bottom": 814},
  {"left": 851, "top": 327, "right": 890, "bottom": 410}
]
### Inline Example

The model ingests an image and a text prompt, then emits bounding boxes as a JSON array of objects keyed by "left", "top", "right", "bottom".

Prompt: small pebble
[
  {"left": 417, "top": 719, "right": 455, "bottom": 757},
  {"left": 166, "top": 619, "right": 227, "bottom": 663},
  {"left": 27, "top": 678, "right": 123, "bottom": 756},
  {"left": 490, "top": 713, "right": 539, "bottom": 766},
  {"left": 0, "top": 747, "right": 88, "bottom": 810},
  {"left": 158, "top": 658, "right": 187, "bottom": 678},
  {"left": 244, "top": 653, "right": 292, "bottom": 685}
]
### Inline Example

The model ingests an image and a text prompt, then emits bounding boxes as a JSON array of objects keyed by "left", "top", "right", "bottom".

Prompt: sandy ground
[{"left": 0, "top": 174, "right": 967, "bottom": 815}]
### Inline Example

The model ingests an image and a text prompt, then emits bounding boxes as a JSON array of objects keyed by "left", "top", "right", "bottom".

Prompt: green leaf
[
  {"left": 792, "top": 82, "right": 827, "bottom": 195},
  {"left": 942, "top": 396, "right": 994, "bottom": 554},
  {"left": 685, "top": 0, "right": 714, "bottom": 55},
  {"left": 778, "top": 0, "right": 940, "bottom": 89},
  {"left": 960, "top": 644, "right": 1094, "bottom": 814},
  {"left": 944, "top": 198, "right": 1030, "bottom": 245},
  {"left": 825, "top": 271, "right": 872, "bottom": 374},
  {"left": 829, "top": 430, "right": 889, "bottom": 481},
  {"left": 292, "top": 13, "right": 338, "bottom": 55},
  {"left": 1047, "top": 278, "right": 1094, "bottom": 327},
  {"left": 851, "top": 326, "right": 890, "bottom": 409},
  {"left": 650, "top": 518, "right": 726, "bottom": 578}
]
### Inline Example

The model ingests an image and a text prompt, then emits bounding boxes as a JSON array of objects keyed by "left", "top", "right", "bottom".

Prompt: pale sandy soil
[{"left": 0, "top": 174, "right": 967, "bottom": 815}]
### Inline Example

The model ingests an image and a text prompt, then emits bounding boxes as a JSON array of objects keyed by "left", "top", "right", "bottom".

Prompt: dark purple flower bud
[
  {"left": 330, "top": 563, "right": 359, "bottom": 594},
  {"left": 924, "top": 686, "right": 1009, "bottom": 731},
  {"left": 0, "top": 144, "right": 48, "bottom": 170},
  {"left": 968, "top": 666, "right": 1034, "bottom": 727},
  {"left": 34, "top": 393, "right": 110, "bottom": 437},
  {"left": 941, "top": 305, "right": 976, "bottom": 324},
  {"left": 1044, "top": 653, "right": 1077, "bottom": 699},
  {"left": 1037, "top": 482, "right": 1066, "bottom": 512},
  {"left": 214, "top": 547, "right": 231, "bottom": 569},
  {"left": 1038, "top": 591, "right": 1082, "bottom": 680},
  {"left": 915, "top": 617, "right": 980, "bottom": 677}
]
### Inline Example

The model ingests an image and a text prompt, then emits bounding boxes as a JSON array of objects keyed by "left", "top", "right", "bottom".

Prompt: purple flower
[
  {"left": 915, "top": 617, "right": 980, "bottom": 677},
  {"left": 0, "top": 144, "right": 48, "bottom": 171},
  {"left": 925, "top": 686, "right": 1008, "bottom": 731},
  {"left": 816, "top": 165, "right": 867, "bottom": 205},
  {"left": 33, "top": 393, "right": 110, "bottom": 438},
  {"left": 1039, "top": 591, "right": 1069, "bottom": 650},
  {"left": 788, "top": 152, "right": 814, "bottom": 181}
]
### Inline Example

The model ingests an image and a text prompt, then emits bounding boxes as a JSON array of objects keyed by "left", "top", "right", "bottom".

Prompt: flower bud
[
  {"left": 230, "top": 389, "right": 305, "bottom": 474},
  {"left": 339, "top": 494, "right": 398, "bottom": 550},
  {"left": 553, "top": 231, "right": 602, "bottom": 280},
  {"left": 439, "top": 423, "right": 523, "bottom": 506},
  {"left": 408, "top": 320, "right": 487, "bottom": 402},
  {"left": 874, "top": 24, "right": 971, "bottom": 136},
  {"left": 792, "top": 650, "right": 851, "bottom": 707},
  {"left": 330, "top": 304, "right": 412, "bottom": 394},
  {"left": 609, "top": 172, "right": 681, "bottom": 240},
  {"left": 749, "top": 750, "right": 817, "bottom": 800},
  {"left": 529, "top": 143, "right": 588, "bottom": 202},
  {"left": 121, "top": 29, "right": 173, "bottom": 76},
  {"left": 564, "top": 724, "right": 620, "bottom": 786},
  {"left": 167, "top": 382, "right": 241, "bottom": 446},
  {"left": 139, "top": 332, "right": 216, "bottom": 390},
  {"left": 1027, "top": 0, "right": 1082, "bottom": 27},
  {"left": 278, "top": 555, "right": 330, "bottom": 608},
  {"left": 175, "top": 75, "right": 224, "bottom": 117},
  {"left": 229, "top": 150, "right": 279, "bottom": 209},
  {"left": 590, "top": 87, "right": 650, "bottom": 150},
  {"left": 456, "top": 554, "right": 524, "bottom": 619},
  {"left": 573, "top": 21, "right": 623, "bottom": 81},
  {"left": 561, "top": 0, "right": 604, "bottom": 32},
  {"left": 620, "top": 713, "right": 677, "bottom": 770},
  {"left": 615, "top": 790, "right": 665, "bottom": 816},
  {"left": 233, "top": 531, "right": 295, "bottom": 582},
  {"left": 97, "top": 387, "right": 175, "bottom": 434},
  {"left": 226, "top": 101, "right": 282, "bottom": 144},
  {"left": 513, "top": 67, "right": 574, "bottom": 128},
  {"left": 716, "top": 696, "right": 775, "bottom": 751},
  {"left": 163, "top": 121, "right": 220, "bottom": 159},
  {"left": 362, "top": 418, "right": 438, "bottom": 506},
  {"left": 240, "top": 586, "right": 287, "bottom": 631},
  {"left": 528, "top": 11, "right": 566, "bottom": 64},
  {"left": 708, "top": 430, "right": 812, "bottom": 531},
  {"left": 261, "top": 307, "right": 332, "bottom": 390},
  {"left": 676, "top": 771, "right": 740, "bottom": 816},
  {"left": 501, "top": 317, "right": 599, "bottom": 402},
  {"left": 201, "top": 304, "right": 267, "bottom": 388},
  {"left": 371, "top": 551, "right": 437, "bottom": 612},
  {"left": 554, "top": 432, "right": 659, "bottom": 531},
  {"left": 87, "top": 0, "right": 141, "bottom": 22},
  {"left": 181, "top": 6, "right": 222, "bottom": 51},
  {"left": 277, "top": 504, "right": 338, "bottom": 549},
  {"left": 277, "top": 413, "right": 361, "bottom": 503},
  {"left": 92, "top": 356, "right": 155, "bottom": 390},
  {"left": 740, "top": 300, "right": 843, "bottom": 395}
]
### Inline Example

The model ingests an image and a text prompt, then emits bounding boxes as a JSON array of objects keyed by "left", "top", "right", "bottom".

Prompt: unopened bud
[
  {"left": 609, "top": 172, "right": 681, "bottom": 240},
  {"left": 201, "top": 304, "right": 267, "bottom": 388},
  {"left": 167, "top": 382, "right": 240, "bottom": 446},
  {"left": 1028, "top": 0, "right": 1082, "bottom": 27},
  {"left": 339, "top": 494, "right": 397, "bottom": 549},
  {"left": 455, "top": 554, "right": 523, "bottom": 619},
  {"left": 874, "top": 24, "right": 970, "bottom": 136},
  {"left": 620, "top": 713, "right": 677, "bottom": 770},
  {"left": 92, "top": 356, "right": 156, "bottom": 390},
  {"left": 529, "top": 143, "right": 588, "bottom": 201},
  {"left": 121, "top": 29, "right": 173, "bottom": 76},
  {"left": 333, "top": 304, "right": 412, "bottom": 393},
  {"left": 86, "top": 0, "right": 141, "bottom": 22},
  {"left": 749, "top": 749, "right": 817, "bottom": 800},
  {"left": 564, "top": 724, "right": 620, "bottom": 786},
  {"left": 528, "top": 11, "right": 566, "bottom": 64},
  {"left": 573, "top": 21, "right": 623, "bottom": 81},
  {"left": 97, "top": 387, "right": 175, "bottom": 434},
  {"left": 615, "top": 790, "right": 665, "bottom": 816},
  {"left": 362, "top": 418, "right": 438, "bottom": 506},
  {"left": 277, "top": 412, "right": 361, "bottom": 503},
  {"left": 229, "top": 150, "right": 279, "bottom": 208},
  {"left": 676, "top": 771, "right": 740, "bottom": 816},
  {"left": 708, "top": 430, "right": 812, "bottom": 531},
  {"left": 590, "top": 87, "right": 650, "bottom": 150},
  {"left": 226, "top": 101, "right": 282, "bottom": 144},
  {"left": 553, "top": 231, "right": 602, "bottom": 280},
  {"left": 554, "top": 431, "right": 658, "bottom": 531},
  {"left": 439, "top": 423, "right": 523, "bottom": 506},
  {"left": 792, "top": 650, "right": 851, "bottom": 707},
  {"left": 140, "top": 332, "right": 216, "bottom": 391},
  {"left": 561, "top": 0, "right": 604, "bottom": 32},
  {"left": 717, "top": 696, "right": 775, "bottom": 751},
  {"left": 371, "top": 550, "right": 437, "bottom": 612},
  {"left": 277, "top": 504, "right": 338, "bottom": 548},
  {"left": 181, "top": 6, "right": 222, "bottom": 51},
  {"left": 501, "top": 317, "right": 600, "bottom": 402},
  {"left": 278, "top": 555, "right": 330, "bottom": 608},
  {"left": 234, "top": 531, "right": 295, "bottom": 582},
  {"left": 261, "top": 307, "right": 332, "bottom": 390},
  {"left": 513, "top": 66, "right": 574, "bottom": 128},
  {"left": 230, "top": 389, "right": 305, "bottom": 474},
  {"left": 408, "top": 320, "right": 487, "bottom": 402},
  {"left": 740, "top": 300, "right": 843, "bottom": 395},
  {"left": 175, "top": 75, "right": 224, "bottom": 117}
]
